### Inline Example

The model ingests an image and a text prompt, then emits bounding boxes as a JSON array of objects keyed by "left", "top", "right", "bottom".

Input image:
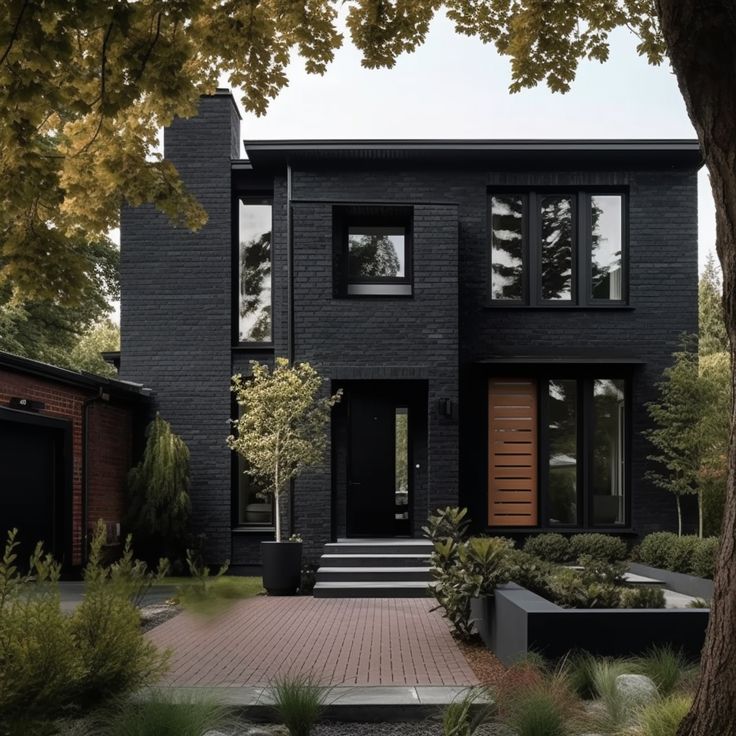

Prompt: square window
[
  {"left": 348, "top": 226, "right": 406, "bottom": 280},
  {"left": 334, "top": 205, "right": 413, "bottom": 297}
]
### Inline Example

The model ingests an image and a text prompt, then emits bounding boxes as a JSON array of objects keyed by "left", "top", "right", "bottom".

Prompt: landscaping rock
[{"left": 615, "top": 674, "right": 658, "bottom": 705}]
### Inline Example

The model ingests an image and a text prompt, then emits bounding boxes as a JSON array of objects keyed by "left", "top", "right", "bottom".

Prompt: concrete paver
[{"left": 146, "top": 597, "right": 477, "bottom": 688}]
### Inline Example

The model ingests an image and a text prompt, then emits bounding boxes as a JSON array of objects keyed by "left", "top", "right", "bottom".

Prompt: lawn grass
[{"left": 162, "top": 576, "right": 264, "bottom": 615}]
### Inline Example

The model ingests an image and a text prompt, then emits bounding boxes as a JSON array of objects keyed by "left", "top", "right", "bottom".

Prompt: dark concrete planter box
[
  {"left": 629, "top": 562, "right": 714, "bottom": 600},
  {"left": 261, "top": 541, "right": 302, "bottom": 595},
  {"left": 475, "top": 583, "right": 709, "bottom": 666}
]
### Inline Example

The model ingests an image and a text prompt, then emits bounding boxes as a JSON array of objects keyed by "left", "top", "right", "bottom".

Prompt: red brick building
[{"left": 0, "top": 351, "right": 151, "bottom": 570}]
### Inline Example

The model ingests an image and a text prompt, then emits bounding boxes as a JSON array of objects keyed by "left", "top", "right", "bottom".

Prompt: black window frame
[
  {"left": 333, "top": 205, "right": 414, "bottom": 298},
  {"left": 488, "top": 188, "right": 628, "bottom": 308},
  {"left": 233, "top": 193, "right": 274, "bottom": 348},
  {"left": 539, "top": 374, "right": 631, "bottom": 529}
]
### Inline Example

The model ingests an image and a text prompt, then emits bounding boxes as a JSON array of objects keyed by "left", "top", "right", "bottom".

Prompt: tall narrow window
[
  {"left": 491, "top": 195, "right": 525, "bottom": 301},
  {"left": 540, "top": 195, "right": 574, "bottom": 301},
  {"left": 548, "top": 380, "right": 577, "bottom": 525},
  {"left": 592, "top": 379, "right": 626, "bottom": 526},
  {"left": 395, "top": 407, "right": 409, "bottom": 521},
  {"left": 591, "top": 195, "right": 623, "bottom": 301},
  {"left": 237, "top": 456, "right": 274, "bottom": 527},
  {"left": 239, "top": 199, "right": 272, "bottom": 342}
]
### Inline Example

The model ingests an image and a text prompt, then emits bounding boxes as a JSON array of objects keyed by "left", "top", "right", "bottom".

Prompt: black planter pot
[{"left": 261, "top": 541, "right": 303, "bottom": 595}]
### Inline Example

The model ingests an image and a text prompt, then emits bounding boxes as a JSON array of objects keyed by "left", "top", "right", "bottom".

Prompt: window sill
[
  {"left": 232, "top": 526, "right": 276, "bottom": 534},
  {"left": 232, "top": 344, "right": 275, "bottom": 352},
  {"left": 347, "top": 283, "right": 413, "bottom": 297}
]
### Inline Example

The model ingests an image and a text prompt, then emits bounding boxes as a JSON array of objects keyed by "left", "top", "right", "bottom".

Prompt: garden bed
[{"left": 472, "top": 583, "right": 709, "bottom": 665}]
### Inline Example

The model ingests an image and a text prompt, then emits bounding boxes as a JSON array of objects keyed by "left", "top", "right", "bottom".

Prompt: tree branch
[
  {"left": 0, "top": 0, "right": 30, "bottom": 67},
  {"left": 135, "top": 11, "right": 163, "bottom": 82}
]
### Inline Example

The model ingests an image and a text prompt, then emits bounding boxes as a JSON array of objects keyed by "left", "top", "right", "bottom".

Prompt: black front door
[{"left": 346, "top": 389, "right": 411, "bottom": 537}]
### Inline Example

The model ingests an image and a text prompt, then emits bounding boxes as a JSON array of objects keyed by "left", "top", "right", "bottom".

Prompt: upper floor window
[
  {"left": 334, "top": 205, "right": 413, "bottom": 297},
  {"left": 490, "top": 191, "right": 625, "bottom": 306},
  {"left": 239, "top": 198, "right": 272, "bottom": 342}
]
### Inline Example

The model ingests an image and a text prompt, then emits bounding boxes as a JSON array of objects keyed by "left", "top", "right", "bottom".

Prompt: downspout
[
  {"left": 81, "top": 387, "right": 105, "bottom": 566},
  {"left": 286, "top": 162, "right": 294, "bottom": 363},
  {"left": 286, "top": 162, "right": 295, "bottom": 535}
]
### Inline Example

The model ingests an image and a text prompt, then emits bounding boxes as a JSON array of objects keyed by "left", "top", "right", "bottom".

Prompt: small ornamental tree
[
  {"left": 228, "top": 358, "right": 342, "bottom": 542},
  {"left": 645, "top": 338, "right": 703, "bottom": 536},
  {"left": 125, "top": 414, "right": 191, "bottom": 559}
]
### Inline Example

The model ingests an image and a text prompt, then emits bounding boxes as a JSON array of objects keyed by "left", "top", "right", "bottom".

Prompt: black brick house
[{"left": 120, "top": 89, "right": 701, "bottom": 570}]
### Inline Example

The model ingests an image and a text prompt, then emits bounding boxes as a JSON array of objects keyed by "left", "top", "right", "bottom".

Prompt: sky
[{"left": 236, "top": 12, "right": 715, "bottom": 272}]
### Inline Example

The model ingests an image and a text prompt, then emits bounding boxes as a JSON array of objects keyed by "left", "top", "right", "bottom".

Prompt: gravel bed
[
  {"left": 456, "top": 639, "right": 507, "bottom": 690},
  {"left": 139, "top": 602, "right": 181, "bottom": 632}
]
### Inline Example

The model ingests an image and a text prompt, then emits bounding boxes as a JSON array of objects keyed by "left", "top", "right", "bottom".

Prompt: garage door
[{"left": 0, "top": 419, "right": 62, "bottom": 564}]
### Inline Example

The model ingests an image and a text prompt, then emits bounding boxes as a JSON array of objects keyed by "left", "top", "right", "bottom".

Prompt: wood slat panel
[{"left": 488, "top": 378, "right": 538, "bottom": 527}]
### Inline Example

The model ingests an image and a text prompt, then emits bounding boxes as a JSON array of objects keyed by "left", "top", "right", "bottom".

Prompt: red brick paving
[{"left": 147, "top": 597, "right": 478, "bottom": 687}]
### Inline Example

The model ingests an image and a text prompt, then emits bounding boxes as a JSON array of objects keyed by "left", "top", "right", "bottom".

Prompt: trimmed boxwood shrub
[
  {"left": 569, "top": 534, "right": 627, "bottom": 563},
  {"left": 667, "top": 535, "right": 701, "bottom": 573},
  {"left": 639, "top": 532, "right": 679, "bottom": 569},
  {"left": 523, "top": 533, "right": 571, "bottom": 563},
  {"left": 639, "top": 533, "right": 719, "bottom": 578},
  {"left": 691, "top": 537, "right": 719, "bottom": 579}
]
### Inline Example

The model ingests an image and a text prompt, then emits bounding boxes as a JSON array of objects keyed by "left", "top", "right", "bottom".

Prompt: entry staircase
[{"left": 313, "top": 538, "right": 433, "bottom": 598}]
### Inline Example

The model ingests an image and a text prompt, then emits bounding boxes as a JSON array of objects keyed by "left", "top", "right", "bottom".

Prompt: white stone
[{"left": 615, "top": 673, "right": 658, "bottom": 705}]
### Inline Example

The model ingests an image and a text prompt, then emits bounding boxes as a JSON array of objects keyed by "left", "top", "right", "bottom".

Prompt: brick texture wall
[
  {"left": 0, "top": 369, "right": 136, "bottom": 565},
  {"left": 120, "top": 91, "right": 241, "bottom": 564}
]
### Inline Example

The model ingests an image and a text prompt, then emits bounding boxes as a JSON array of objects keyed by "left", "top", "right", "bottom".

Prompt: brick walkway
[{"left": 147, "top": 597, "right": 477, "bottom": 687}]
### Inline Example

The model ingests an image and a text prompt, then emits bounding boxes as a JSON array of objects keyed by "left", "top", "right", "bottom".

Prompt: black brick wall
[
  {"left": 120, "top": 92, "right": 241, "bottom": 564},
  {"left": 121, "top": 96, "right": 698, "bottom": 564}
]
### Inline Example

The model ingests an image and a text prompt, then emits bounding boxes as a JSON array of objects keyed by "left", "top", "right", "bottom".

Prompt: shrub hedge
[
  {"left": 523, "top": 534, "right": 571, "bottom": 563},
  {"left": 639, "top": 532, "right": 718, "bottom": 579},
  {"left": 569, "top": 534, "right": 628, "bottom": 563}
]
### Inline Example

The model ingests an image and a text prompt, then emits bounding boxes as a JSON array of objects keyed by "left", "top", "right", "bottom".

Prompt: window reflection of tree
[
  {"left": 591, "top": 197, "right": 623, "bottom": 300},
  {"left": 549, "top": 380, "right": 577, "bottom": 525},
  {"left": 240, "top": 230, "right": 271, "bottom": 341},
  {"left": 491, "top": 196, "right": 524, "bottom": 300},
  {"left": 540, "top": 196, "right": 573, "bottom": 300},
  {"left": 593, "top": 379, "right": 625, "bottom": 523},
  {"left": 348, "top": 234, "right": 401, "bottom": 278}
]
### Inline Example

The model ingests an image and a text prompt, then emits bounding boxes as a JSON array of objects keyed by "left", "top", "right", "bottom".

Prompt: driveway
[
  {"left": 146, "top": 596, "right": 478, "bottom": 688},
  {"left": 59, "top": 581, "right": 176, "bottom": 612}
]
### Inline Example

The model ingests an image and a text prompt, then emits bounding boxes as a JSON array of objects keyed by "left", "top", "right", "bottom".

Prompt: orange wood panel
[{"left": 488, "top": 378, "right": 538, "bottom": 527}]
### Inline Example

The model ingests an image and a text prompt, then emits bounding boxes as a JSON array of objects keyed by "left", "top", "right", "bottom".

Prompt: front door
[{"left": 346, "top": 390, "right": 411, "bottom": 537}]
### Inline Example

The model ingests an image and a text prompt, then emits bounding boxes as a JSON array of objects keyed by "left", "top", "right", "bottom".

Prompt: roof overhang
[
  {"left": 0, "top": 350, "right": 152, "bottom": 401},
  {"left": 240, "top": 139, "right": 702, "bottom": 171}
]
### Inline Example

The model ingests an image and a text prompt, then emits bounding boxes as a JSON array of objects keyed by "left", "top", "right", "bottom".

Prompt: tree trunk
[
  {"left": 676, "top": 495, "right": 683, "bottom": 537},
  {"left": 698, "top": 490, "right": 704, "bottom": 539},
  {"left": 655, "top": 2, "right": 736, "bottom": 733}
]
